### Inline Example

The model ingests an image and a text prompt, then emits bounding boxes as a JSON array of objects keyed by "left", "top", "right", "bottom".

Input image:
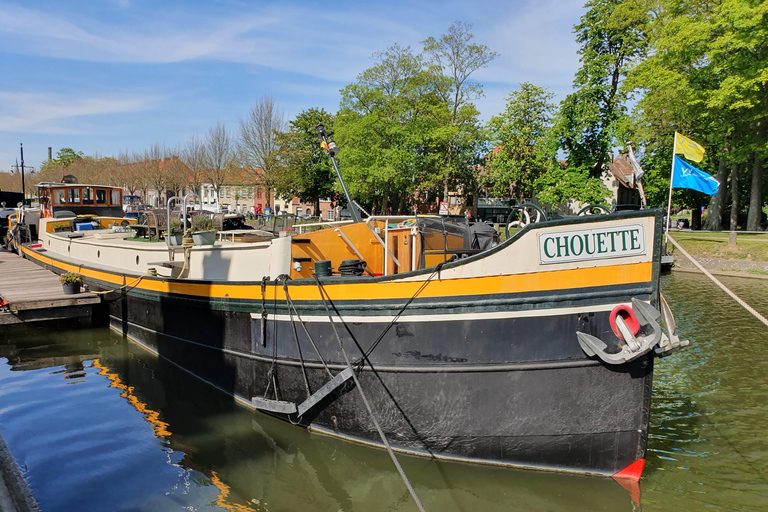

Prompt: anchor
[{"left": 577, "top": 294, "right": 689, "bottom": 365}]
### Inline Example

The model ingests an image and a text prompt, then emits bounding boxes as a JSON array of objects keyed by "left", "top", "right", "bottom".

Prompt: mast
[{"left": 316, "top": 124, "right": 361, "bottom": 223}]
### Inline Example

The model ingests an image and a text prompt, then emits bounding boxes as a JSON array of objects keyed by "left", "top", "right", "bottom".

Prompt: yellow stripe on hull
[{"left": 24, "top": 245, "right": 652, "bottom": 302}]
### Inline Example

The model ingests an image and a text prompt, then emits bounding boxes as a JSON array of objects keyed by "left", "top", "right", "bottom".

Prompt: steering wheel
[
  {"left": 505, "top": 203, "right": 548, "bottom": 239},
  {"left": 577, "top": 204, "right": 611, "bottom": 216}
]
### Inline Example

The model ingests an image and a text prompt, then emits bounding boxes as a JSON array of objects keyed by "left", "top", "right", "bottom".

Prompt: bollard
[{"left": 728, "top": 231, "right": 737, "bottom": 246}]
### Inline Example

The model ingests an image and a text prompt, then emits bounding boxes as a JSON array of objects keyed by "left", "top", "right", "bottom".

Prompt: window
[
  {"left": 111, "top": 190, "right": 121, "bottom": 205},
  {"left": 327, "top": 210, "right": 334, "bottom": 221},
  {"left": 95, "top": 190, "right": 107, "bottom": 204},
  {"left": 67, "top": 188, "right": 80, "bottom": 204},
  {"left": 82, "top": 187, "right": 93, "bottom": 205},
  {"left": 54, "top": 190, "right": 66, "bottom": 205}
]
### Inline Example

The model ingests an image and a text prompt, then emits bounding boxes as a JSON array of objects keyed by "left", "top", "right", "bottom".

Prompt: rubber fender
[{"left": 609, "top": 304, "right": 640, "bottom": 340}]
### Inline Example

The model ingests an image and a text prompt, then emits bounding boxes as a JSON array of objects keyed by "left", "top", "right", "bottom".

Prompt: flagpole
[{"left": 665, "top": 132, "right": 678, "bottom": 240}]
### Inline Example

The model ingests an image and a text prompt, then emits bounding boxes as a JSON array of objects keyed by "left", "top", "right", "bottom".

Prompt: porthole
[
  {"left": 136, "top": 255, "right": 140, "bottom": 265},
  {"left": 97, "top": 250, "right": 101, "bottom": 258}
]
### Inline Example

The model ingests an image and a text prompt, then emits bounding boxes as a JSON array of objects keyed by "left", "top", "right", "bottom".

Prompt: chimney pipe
[{"left": 48, "top": 147, "right": 52, "bottom": 161}]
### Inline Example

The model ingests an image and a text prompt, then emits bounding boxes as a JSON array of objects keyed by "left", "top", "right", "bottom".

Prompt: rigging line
[
  {"left": 282, "top": 279, "right": 312, "bottom": 398},
  {"left": 357, "top": 262, "right": 445, "bottom": 368},
  {"left": 282, "top": 284, "right": 334, "bottom": 379},
  {"left": 264, "top": 276, "right": 282, "bottom": 401},
  {"left": 667, "top": 234, "right": 768, "bottom": 328},
  {"left": 313, "top": 275, "right": 426, "bottom": 512}
]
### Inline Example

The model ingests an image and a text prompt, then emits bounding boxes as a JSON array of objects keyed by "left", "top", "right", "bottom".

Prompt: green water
[{"left": 0, "top": 272, "right": 766, "bottom": 511}]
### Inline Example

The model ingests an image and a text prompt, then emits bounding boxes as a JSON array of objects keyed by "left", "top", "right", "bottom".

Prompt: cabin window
[
  {"left": 67, "top": 188, "right": 80, "bottom": 204},
  {"left": 95, "top": 190, "right": 107, "bottom": 204},
  {"left": 111, "top": 190, "right": 121, "bottom": 205},
  {"left": 82, "top": 187, "right": 93, "bottom": 205},
  {"left": 54, "top": 190, "right": 66, "bottom": 205}
]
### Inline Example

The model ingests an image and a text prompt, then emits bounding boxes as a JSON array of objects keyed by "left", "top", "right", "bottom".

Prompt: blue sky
[{"left": 0, "top": 0, "right": 586, "bottom": 173}]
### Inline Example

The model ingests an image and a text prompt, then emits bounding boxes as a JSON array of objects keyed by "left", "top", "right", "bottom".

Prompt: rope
[
  {"left": 313, "top": 275, "right": 426, "bottom": 512},
  {"left": 91, "top": 274, "right": 148, "bottom": 295},
  {"left": 281, "top": 278, "right": 312, "bottom": 398},
  {"left": 281, "top": 283, "right": 334, "bottom": 379},
  {"left": 356, "top": 262, "right": 444, "bottom": 369},
  {"left": 667, "top": 234, "right": 768, "bottom": 328}
]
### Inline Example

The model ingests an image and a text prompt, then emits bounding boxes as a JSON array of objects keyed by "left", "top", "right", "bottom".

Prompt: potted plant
[
  {"left": 190, "top": 214, "right": 216, "bottom": 245},
  {"left": 60, "top": 272, "right": 84, "bottom": 295},
  {"left": 167, "top": 218, "right": 184, "bottom": 246}
]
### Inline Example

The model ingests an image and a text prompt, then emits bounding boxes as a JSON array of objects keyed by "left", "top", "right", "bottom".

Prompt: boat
[{"left": 17, "top": 142, "right": 688, "bottom": 482}]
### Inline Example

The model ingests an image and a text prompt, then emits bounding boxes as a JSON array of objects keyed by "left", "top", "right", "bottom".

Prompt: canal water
[{"left": 0, "top": 272, "right": 765, "bottom": 511}]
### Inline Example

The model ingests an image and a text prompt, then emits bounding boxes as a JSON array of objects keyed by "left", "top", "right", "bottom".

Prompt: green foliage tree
[
  {"left": 626, "top": 0, "right": 768, "bottom": 230},
  {"left": 554, "top": 0, "right": 648, "bottom": 176},
  {"left": 336, "top": 45, "right": 446, "bottom": 213},
  {"left": 422, "top": 22, "right": 498, "bottom": 204},
  {"left": 485, "top": 83, "right": 556, "bottom": 202},
  {"left": 336, "top": 23, "right": 494, "bottom": 214},
  {"left": 274, "top": 108, "right": 336, "bottom": 214},
  {"left": 39, "top": 148, "right": 85, "bottom": 177}
]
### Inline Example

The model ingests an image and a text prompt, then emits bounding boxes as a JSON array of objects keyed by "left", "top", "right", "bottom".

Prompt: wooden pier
[{"left": 0, "top": 249, "right": 100, "bottom": 326}]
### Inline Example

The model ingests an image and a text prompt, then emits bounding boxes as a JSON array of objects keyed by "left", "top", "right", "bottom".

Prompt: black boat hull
[{"left": 109, "top": 287, "right": 653, "bottom": 477}]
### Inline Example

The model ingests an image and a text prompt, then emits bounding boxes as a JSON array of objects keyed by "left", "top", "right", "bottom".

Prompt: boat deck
[{"left": 0, "top": 248, "right": 100, "bottom": 325}]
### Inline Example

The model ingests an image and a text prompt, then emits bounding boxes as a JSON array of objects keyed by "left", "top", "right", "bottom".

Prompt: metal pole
[
  {"left": 665, "top": 133, "right": 677, "bottom": 241},
  {"left": 20, "top": 143, "right": 26, "bottom": 202},
  {"left": 316, "top": 124, "right": 361, "bottom": 223}
]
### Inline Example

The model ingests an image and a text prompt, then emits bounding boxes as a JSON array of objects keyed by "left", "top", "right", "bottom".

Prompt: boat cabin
[{"left": 37, "top": 182, "right": 124, "bottom": 219}]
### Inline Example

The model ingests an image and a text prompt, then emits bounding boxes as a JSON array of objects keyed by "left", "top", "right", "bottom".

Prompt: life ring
[{"left": 609, "top": 304, "right": 640, "bottom": 340}]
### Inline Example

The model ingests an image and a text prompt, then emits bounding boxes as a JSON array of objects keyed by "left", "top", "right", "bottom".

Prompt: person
[
  {"left": 465, "top": 209, "right": 472, "bottom": 222},
  {"left": 388, "top": 206, "right": 394, "bottom": 216}
]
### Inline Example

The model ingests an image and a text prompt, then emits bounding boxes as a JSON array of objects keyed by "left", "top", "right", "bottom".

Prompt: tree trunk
[
  {"left": 703, "top": 158, "right": 729, "bottom": 231},
  {"left": 747, "top": 153, "right": 764, "bottom": 231},
  {"left": 730, "top": 163, "right": 741, "bottom": 231}
]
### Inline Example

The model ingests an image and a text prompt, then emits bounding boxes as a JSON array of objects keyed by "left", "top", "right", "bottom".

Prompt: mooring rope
[
  {"left": 313, "top": 275, "right": 426, "bottom": 512},
  {"left": 667, "top": 234, "right": 768, "bottom": 328}
]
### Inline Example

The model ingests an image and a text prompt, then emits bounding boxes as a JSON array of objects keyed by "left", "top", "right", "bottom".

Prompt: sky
[{"left": 0, "top": 0, "right": 586, "bottom": 174}]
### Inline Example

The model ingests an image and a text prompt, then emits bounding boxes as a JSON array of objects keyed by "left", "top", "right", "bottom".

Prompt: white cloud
[
  {"left": 0, "top": 4, "right": 433, "bottom": 81},
  {"left": 0, "top": 91, "right": 158, "bottom": 134}
]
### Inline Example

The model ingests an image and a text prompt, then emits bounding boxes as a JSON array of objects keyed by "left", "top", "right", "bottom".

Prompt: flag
[
  {"left": 627, "top": 145, "right": 645, "bottom": 182},
  {"left": 672, "top": 156, "right": 719, "bottom": 195},
  {"left": 320, "top": 140, "right": 330, "bottom": 152},
  {"left": 674, "top": 132, "right": 705, "bottom": 163}
]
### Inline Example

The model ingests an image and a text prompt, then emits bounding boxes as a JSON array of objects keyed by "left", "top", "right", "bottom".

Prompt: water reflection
[
  {"left": 0, "top": 322, "right": 635, "bottom": 512},
  {"left": 641, "top": 273, "right": 768, "bottom": 511}
]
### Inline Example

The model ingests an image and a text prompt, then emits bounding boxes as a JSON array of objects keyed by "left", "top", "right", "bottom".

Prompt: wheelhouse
[{"left": 37, "top": 183, "right": 124, "bottom": 218}]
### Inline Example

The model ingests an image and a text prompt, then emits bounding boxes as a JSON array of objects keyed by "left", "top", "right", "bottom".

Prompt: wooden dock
[{"left": 0, "top": 249, "right": 100, "bottom": 326}]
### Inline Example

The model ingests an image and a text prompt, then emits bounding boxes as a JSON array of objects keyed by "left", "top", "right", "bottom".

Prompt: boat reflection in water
[{"left": 0, "top": 325, "right": 638, "bottom": 511}]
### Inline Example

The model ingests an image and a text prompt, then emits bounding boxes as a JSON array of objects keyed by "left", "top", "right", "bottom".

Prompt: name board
[{"left": 538, "top": 224, "right": 645, "bottom": 264}]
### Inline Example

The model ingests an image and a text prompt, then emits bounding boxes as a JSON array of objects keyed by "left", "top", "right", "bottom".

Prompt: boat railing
[
  {"left": 294, "top": 219, "right": 354, "bottom": 234},
  {"left": 364, "top": 216, "right": 420, "bottom": 275}
]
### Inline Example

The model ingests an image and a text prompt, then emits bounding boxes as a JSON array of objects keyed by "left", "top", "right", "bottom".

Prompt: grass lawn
[{"left": 667, "top": 231, "right": 768, "bottom": 261}]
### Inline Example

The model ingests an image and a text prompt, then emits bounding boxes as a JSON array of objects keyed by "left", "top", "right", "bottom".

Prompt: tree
[
  {"left": 422, "top": 21, "right": 498, "bottom": 202},
  {"left": 554, "top": 0, "right": 649, "bottom": 176},
  {"left": 626, "top": 0, "right": 768, "bottom": 230},
  {"left": 182, "top": 134, "right": 207, "bottom": 197},
  {"left": 39, "top": 148, "right": 84, "bottom": 172},
  {"left": 274, "top": 109, "right": 336, "bottom": 214},
  {"left": 485, "top": 83, "right": 556, "bottom": 202},
  {"left": 238, "top": 95, "right": 286, "bottom": 209},
  {"left": 336, "top": 44, "right": 440, "bottom": 212},
  {"left": 203, "top": 122, "right": 236, "bottom": 203}
]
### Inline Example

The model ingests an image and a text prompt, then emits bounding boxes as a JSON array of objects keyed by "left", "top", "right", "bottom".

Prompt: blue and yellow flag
[
  {"left": 674, "top": 132, "right": 705, "bottom": 163},
  {"left": 672, "top": 156, "right": 719, "bottom": 195}
]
